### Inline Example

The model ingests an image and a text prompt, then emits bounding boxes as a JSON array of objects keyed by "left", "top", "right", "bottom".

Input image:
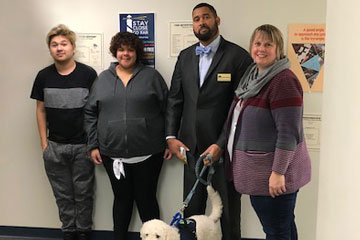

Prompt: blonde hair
[
  {"left": 46, "top": 24, "right": 76, "bottom": 47},
  {"left": 249, "top": 24, "right": 285, "bottom": 60}
]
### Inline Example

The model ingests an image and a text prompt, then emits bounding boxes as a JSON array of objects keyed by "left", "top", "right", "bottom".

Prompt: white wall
[
  {"left": 0, "top": 0, "right": 326, "bottom": 239},
  {"left": 316, "top": 0, "right": 360, "bottom": 239}
]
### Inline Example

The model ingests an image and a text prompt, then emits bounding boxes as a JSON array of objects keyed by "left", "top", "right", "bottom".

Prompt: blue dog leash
[{"left": 170, "top": 154, "right": 215, "bottom": 227}]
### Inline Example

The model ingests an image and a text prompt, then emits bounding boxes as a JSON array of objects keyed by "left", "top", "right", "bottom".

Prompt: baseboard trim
[
  {"left": 0, "top": 225, "right": 263, "bottom": 240},
  {"left": 0, "top": 226, "right": 138, "bottom": 240}
]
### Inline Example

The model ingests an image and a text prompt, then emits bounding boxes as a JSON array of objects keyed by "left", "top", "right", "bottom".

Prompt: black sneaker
[
  {"left": 63, "top": 231, "right": 77, "bottom": 240},
  {"left": 77, "top": 231, "right": 91, "bottom": 240}
]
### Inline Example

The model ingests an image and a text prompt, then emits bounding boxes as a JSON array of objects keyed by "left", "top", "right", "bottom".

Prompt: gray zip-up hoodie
[{"left": 84, "top": 62, "right": 168, "bottom": 157}]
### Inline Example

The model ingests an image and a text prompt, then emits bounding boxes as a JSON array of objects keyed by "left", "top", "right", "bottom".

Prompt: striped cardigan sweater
[{"left": 226, "top": 69, "right": 311, "bottom": 196}]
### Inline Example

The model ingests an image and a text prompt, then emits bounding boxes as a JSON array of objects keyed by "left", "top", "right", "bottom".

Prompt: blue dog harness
[{"left": 178, "top": 219, "right": 197, "bottom": 240}]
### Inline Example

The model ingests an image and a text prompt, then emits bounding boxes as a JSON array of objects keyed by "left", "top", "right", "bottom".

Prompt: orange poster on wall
[{"left": 288, "top": 24, "right": 326, "bottom": 92}]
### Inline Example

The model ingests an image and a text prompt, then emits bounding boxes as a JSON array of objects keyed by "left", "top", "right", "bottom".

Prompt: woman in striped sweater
[{"left": 226, "top": 24, "right": 311, "bottom": 240}]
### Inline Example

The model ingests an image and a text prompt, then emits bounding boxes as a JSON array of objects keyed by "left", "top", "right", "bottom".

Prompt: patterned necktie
[{"left": 195, "top": 45, "right": 212, "bottom": 56}]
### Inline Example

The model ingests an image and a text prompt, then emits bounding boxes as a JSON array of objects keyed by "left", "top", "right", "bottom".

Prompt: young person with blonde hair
[{"left": 30, "top": 24, "right": 97, "bottom": 240}]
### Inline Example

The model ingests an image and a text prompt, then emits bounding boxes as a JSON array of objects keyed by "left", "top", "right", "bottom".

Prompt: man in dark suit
[{"left": 166, "top": 3, "right": 252, "bottom": 240}]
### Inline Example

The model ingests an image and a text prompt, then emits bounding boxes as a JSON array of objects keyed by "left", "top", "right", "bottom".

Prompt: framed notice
[
  {"left": 169, "top": 21, "right": 197, "bottom": 57},
  {"left": 75, "top": 33, "right": 103, "bottom": 71},
  {"left": 303, "top": 114, "right": 321, "bottom": 151},
  {"left": 288, "top": 24, "right": 326, "bottom": 92}
]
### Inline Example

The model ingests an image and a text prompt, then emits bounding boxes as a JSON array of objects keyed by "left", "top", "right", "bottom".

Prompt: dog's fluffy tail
[{"left": 207, "top": 185, "right": 223, "bottom": 222}]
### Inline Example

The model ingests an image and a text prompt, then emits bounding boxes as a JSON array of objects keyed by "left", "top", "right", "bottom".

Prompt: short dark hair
[
  {"left": 109, "top": 32, "right": 144, "bottom": 62},
  {"left": 193, "top": 3, "right": 217, "bottom": 17}
]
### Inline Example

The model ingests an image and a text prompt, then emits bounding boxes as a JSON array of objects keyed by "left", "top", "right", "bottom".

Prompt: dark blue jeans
[{"left": 250, "top": 191, "right": 298, "bottom": 240}]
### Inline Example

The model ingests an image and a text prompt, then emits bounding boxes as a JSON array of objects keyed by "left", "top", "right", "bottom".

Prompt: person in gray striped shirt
[{"left": 30, "top": 24, "right": 97, "bottom": 240}]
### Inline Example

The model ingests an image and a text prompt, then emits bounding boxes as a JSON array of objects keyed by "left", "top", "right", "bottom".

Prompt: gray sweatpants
[{"left": 43, "top": 140, "right": 94, "bottom": 232}]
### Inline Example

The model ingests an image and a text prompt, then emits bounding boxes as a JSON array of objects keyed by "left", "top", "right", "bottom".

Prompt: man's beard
[{"left": 194, "top": 24, "right": 218, "bottom": 42}]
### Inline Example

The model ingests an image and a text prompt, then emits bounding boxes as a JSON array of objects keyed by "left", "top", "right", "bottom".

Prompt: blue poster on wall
[{"left": 119, "top": 13, "right": 155, "bottom": 68}]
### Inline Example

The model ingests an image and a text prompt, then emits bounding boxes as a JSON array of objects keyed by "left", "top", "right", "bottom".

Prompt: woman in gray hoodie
[{"left": 84, "top": 32, "right": 171, "bottom": 240}]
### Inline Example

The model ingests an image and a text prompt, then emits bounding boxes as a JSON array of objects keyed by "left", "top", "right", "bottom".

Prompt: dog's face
[{"left": 140, "top": 219, "right": 180, "bottom": 240}]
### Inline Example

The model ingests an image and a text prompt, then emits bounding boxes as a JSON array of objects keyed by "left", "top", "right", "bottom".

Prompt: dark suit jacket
[{"left": 166, "top": 36, "right": 252, "bottom": 154}]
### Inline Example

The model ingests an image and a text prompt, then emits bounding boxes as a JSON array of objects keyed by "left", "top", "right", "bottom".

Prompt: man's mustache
[
  {"left": 199, "top": 25, "right": 210, "bottom": 32},
  {"left": 200, "top": 25, "right": 209, "bottom": 30}
]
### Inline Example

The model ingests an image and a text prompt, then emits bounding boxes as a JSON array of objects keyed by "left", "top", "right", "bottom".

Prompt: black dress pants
[{"left": 183, "top": 152, "right": 241, "bottom": 240}]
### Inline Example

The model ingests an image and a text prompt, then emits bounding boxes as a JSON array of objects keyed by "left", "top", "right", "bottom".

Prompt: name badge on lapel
[{"left": 217, "top": 73, "right": 231, "bottom": 82}]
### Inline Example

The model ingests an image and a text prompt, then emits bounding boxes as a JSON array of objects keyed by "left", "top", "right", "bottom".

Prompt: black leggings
[{"left": 102, "top": 153, "right": 164, "bottom": 240}]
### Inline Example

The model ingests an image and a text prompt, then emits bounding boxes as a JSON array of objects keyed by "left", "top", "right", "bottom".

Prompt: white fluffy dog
[{"left": 140, "top": 185, "right": 223, "bottom": 240}]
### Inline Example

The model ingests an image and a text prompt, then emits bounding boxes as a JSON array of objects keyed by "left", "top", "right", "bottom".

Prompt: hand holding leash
[
  {"left": 172, "top": 153, "right": 216, "bottom": 227},
  {"left": 201, "top": 144, "right": 223, "bottom": 166}
]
